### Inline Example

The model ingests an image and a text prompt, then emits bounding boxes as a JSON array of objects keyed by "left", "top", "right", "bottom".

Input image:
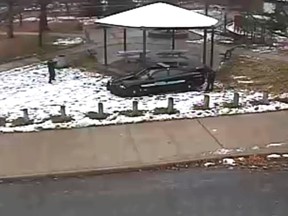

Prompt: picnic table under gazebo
[{"left": 96, "top": 2, "right": 218, "bottom": 67}]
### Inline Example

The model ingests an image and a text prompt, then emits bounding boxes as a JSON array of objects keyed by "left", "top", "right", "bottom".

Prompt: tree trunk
[
  {"left": 65, "top": 2, "right": 70, "bottom": 15},
  {"left": 40, "top": 1, "right": 49, "bottom": 31},
  {"left": 7, "top": 0, "right": 14, "bottom": 39},
  {"left": 38, "top": 14, "right": 44, "bottom": 47},
  {"left": 19, "top": 12, "right": 23, "bottom": 27}
]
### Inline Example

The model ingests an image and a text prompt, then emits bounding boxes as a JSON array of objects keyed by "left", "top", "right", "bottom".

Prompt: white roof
[{"left": 96, "top": 2, "right": 218, "bottom": 29}]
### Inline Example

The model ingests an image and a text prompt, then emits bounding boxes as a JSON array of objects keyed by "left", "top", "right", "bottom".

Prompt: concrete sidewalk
[{"left": 0, "top": 111, "right": 288, "bottom": 179}]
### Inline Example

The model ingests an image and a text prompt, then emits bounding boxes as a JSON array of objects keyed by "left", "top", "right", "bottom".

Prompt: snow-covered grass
[
  {"left": 52, "top": 37, "right": 84, "bottom": 46},
  {"left": 0, "top": 64, "right": 288, "bottom": 133}
]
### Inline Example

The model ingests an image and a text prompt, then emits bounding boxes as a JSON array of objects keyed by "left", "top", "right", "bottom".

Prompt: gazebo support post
[
  {"left": 142, "top": 28, "right": 147, "bottom": 64},
  {"left": 123, "top": 28, "right": 127, "bottom": 51},
  {"left": 205, "top": 2, "right": 209, "bottom": 15},
  {"left": 203, "top": 3, "right": 209, "bottom": 65},
  {"left": 203, "top": 28, "right": 207, "bottom": 65},
  {"left": 223, "top": 9, "right": 227, "bottom": 34},
  {"left": 103, "top": 27, "right": 108, "bottom": 66},
  {"left": 210, "top": 27, "right": 215, "bottom": 68},
  {"left": 171, "top": 29, "right": 175, "bottom": 50}
]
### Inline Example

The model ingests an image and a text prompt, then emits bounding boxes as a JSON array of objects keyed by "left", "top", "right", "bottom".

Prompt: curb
[{"left": 0, "top": 148, "right": 287, "bottom": 183}]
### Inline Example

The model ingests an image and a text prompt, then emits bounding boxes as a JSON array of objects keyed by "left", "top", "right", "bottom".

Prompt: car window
[
  {"left": 151, "top": 69, "right": 168, "bottom": 78},
  {"left": 167, "top": 69, "right": 186, "bottom": 76}
]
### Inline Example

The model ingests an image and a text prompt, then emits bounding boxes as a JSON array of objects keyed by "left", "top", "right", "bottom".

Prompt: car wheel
[
  {"left": 131, "top": 87, "right": 140, "bottom": 96},
  {"left": 187, "top": 81, "right": 194, "bottom": 90}
]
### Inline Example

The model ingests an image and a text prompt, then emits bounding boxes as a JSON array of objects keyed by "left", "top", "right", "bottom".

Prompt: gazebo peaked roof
[{"left": 96, "top": 2, "right": 218, "bottom": 29}]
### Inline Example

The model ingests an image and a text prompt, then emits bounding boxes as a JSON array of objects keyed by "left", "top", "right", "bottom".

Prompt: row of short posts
[
  {"left": 0, "top": 92, "right": 271, "bottom": 126},
  {"left": 203, "top": 92, "right": 240, "bottom": 109},
  {"left": 202, "top": 91, "right": 269, "bottom": 109},
  {"left": 59, "top": 91, "right": 268, "bottom": 115}
]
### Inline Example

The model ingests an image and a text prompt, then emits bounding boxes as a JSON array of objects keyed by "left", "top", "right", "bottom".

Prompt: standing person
[
  {"left": 47, "top": 60, "right": 56, "bottom": 84},
  {"left": 206, "top": 68, "right": 216, "bottom": 91}
]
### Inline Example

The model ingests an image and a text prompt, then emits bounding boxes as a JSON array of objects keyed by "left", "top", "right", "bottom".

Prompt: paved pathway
[{"left": 0, "top": 111, "right": 288, "bottom": 179}]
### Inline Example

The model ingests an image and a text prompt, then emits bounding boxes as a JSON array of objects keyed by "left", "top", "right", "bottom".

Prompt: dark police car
[{"left": 107, "top": 63, "right": 212, "bottom": 97}]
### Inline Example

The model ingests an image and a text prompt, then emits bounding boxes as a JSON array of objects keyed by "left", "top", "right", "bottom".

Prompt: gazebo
[{"left": 96, "top": 2, "right": 218, "bottom": 67}]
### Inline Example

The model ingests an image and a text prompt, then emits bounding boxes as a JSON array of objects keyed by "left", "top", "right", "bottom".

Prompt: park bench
[
  {"left": 117, "top": 50, "right": 151, "bottom": 62},
  {"left": 156, "top": 58, "right": 189, "bottom": 67},
  {"left": 156, "top": 49, "right": 189, "bottom": 58}
]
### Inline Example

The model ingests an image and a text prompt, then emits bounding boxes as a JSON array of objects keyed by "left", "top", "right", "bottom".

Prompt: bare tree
[
  {"left": 39, "top": 0, "right": 49, "bottom": 31},
  {"left": 38, "top": 0, "right": 51, "bottom": 47},
  {"left": 4, "top": 0, "right": 15, "bottom": 38}
]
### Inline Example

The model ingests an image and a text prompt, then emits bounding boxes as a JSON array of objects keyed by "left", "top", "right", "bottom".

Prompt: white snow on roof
[{"left": 96, "top": 2, "right": 218, "bottom": 29}]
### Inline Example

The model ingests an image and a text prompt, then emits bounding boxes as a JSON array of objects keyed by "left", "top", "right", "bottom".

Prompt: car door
[
  {"left": 139, "top": 69, "right": 169, "bottom": 94},
  {"left": 163, "top": 69, "right": 188, "bottom": 92},
  {"left": 139, "top": 68, "right": 187, "bottom": 94}
]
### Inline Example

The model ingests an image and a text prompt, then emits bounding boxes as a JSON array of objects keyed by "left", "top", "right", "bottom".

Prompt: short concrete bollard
[
  {"left": 0, "top": 117, "right": 6, "bottom": 126},
  {"left": 203, "top": 95, "right": 210, "bottom": 109},
  {"left": 98, "top": 102, "right": 104, "bottom": 115},
  {"left": 233, "top": 92, "right": 239, "bottom": 107},
  {"left": 132, "top": 101, "right": 138, "bottom": 115},
  {"left": 22, "top": 108, "right": 29, "bottom": 121},
  {"left": 262, "top": 91, "right": 269, "bottom": 104},
  {"left": 60, "top": 105, "right": 66, "bottom": 117},
  {"left": 167, "top": 97, "right": 174, "bottom": 114}
]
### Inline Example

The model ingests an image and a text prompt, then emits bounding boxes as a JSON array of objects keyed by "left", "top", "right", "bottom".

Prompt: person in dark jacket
[
  {"left": 47, "top": 60, "right": 56, "bottom": 84},
  {"left": 205, "top": 66, "right": 216, "bottom": 92}
]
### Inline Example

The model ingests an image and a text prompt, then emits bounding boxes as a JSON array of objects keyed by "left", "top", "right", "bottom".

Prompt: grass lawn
[
  {"left": 217, "top": 55, "right": 288, "bottom": 94},
  {"left": 0, "top": 34, "right": 81, "bottom": 63},
  {"left": 49, "top": 21, "right": 83, "bottom": 33}
]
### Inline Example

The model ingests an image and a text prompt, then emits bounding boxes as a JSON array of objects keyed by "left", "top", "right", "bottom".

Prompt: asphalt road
[{"left": 0, "top": 169, "right": 287, "bottom": 216}]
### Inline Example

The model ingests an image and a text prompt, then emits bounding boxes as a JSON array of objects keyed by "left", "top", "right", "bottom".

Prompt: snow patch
[
  {"left": 237, "top": 80, "right": 254, "bottom": 84},
  {"left": 204, "top": 162, "right": 215, "bottom": 167},
  {"left": 267, "top": 154, "right": 281, "bottom": 159},
  {"left": 252, "top": 146, "right": 260, "bottom": 150},
  {"left": 282, "top": 154, "right": 288, "bottom": 158},
  {"left": 266, "top": 143, "right": 286, "bottom": 148},
  {"left": 222, "top": 158, "right": 236, "bottom": 166},
  {"left": 52, "top": 37, "right": 84, "bottom": 46},
  {"left": 232, "top": 75, "right": 249, "bottom": 80},
  {"left": 213, "top": 148, "right": 234, "bottom": 155}
]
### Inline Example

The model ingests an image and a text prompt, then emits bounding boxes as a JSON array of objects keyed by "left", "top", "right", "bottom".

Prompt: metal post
[
  {"left": 224, "top": 10, "right": 227, "bottom": 34},
  {"left": 203, "top": 28, "right": 207, "bottom": 65},
  {"left": 167, "top": 97, "right": 174, "bottom": 114},
  {"left": 98, "top": 102, "right": 104, "bottom": 115},
  {"left": 233, "top": 93, "right": 240, "bottom": 107},
  {"left": 60, "top": 105, "right": 66, "bottom": 117},
  {"left": 172, "top": 29, "right": 175, "bottom": 50},
  {"left": 103, "top": 27, "right": 108, "bottom": 65},
  {"left": 205, "top": 3, "right": 208, "bottom": 15},
  {"left": 123, "top": 28, "right": 127, "bottom": 51},
  {"left": 142, "top": 29, "right": 147, "bottom": 64},
  {"left": 210, "top": 27, "right": 215, "bottom": 68},
  {"left": 22, "top": 108, "right": 29, "bottom": 121}
]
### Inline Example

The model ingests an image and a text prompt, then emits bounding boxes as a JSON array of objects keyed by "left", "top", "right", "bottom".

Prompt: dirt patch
[
  {"left": 0, "top": 34, "right": 78, "bottom": 63},
  {"left": 217, "top": 55, "right": 288, "bottom": 94},
  {"left": 71, "top": 55, "right": 98, "bottom": 71},
  {"left": 0, "top": 21, "right": 83, "bottom": 33}
]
